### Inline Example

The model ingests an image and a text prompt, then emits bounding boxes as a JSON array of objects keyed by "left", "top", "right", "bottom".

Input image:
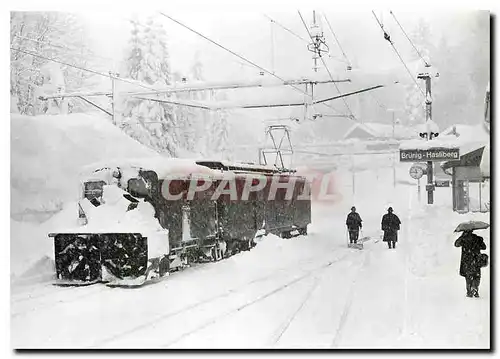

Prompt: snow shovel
[
  {"left": 346, "top": 229, "right": 363, "bottom": 250},
  {"left": 357, "top": 230, "right": 371, "bottom": 244}
]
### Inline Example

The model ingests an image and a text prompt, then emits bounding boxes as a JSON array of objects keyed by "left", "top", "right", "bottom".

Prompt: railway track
[
  {"left": 267, "top": 276, "right": 321, "bottom": 346},
  {"left": 162, "top": 250, "right": 367, "bottom": 349},
  {"left": 90, "top": 250, "right": 353, "bottom": 348},
  {"left": 330, "top": 249, "right": 370, "bottom": 347}
]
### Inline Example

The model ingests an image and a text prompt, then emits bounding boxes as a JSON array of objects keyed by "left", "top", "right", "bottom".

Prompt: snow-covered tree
[
  {"left": 167, "top": 52, "right": 230, "bottom": 158},
  {"left": 209, "top": 92, "right": 229, "bottom": 158},
  {"left": 430, "top": 11, "right": 489, "bottom": 129},
  {"left": 121, "top": 15, "right": 179, "bottom": 156},
  {"left": 50, "top": 13, "right": 101, "bottom": 113},
  {"left": 171, "top": 71, "right": 197, "bottom": 154},
  {"left": 10, "top": 12, "right": 99, "bottom": 115}
]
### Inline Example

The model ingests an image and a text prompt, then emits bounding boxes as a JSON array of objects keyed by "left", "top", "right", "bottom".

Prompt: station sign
[{"left": 400, "top": 148, "right": 460, "bottom": 162}]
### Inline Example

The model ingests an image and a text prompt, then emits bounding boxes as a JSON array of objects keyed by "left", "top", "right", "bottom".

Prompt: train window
[{"left": 128, "top": 177, "right": 151, "bottom": 198}]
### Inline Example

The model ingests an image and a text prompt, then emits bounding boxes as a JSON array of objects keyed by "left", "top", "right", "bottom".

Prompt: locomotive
[{"left": 49, "top": 158, "right": 312, "bottom": 286}]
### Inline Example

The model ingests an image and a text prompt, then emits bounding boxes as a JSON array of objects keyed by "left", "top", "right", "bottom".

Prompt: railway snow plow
[{"left": 50, "top": 158, "right": 312, "bottom": 287}]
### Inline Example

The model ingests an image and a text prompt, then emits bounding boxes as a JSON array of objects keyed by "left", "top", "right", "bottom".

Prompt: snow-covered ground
[{"left": 10, "top": 113, "right": 490, "bottom": 349}]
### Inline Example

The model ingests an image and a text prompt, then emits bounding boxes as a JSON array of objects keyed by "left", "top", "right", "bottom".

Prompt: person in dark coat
[
  {"left": 346, "top": 206, "right": 362, "bottom": 244},
  {"left": 454, "top": 230, "right": 486, "bottom": 297},
  {"left": 381, "top": 207, "right": 401, "bottom": 249}
]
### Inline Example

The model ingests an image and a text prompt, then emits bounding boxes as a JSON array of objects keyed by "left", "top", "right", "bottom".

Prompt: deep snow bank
[
  {"left": 11, "top": 113, "right": 160, "bottom": 220},
  {"left": 10, "top": 113, "right": 161, "bottom": 282}
]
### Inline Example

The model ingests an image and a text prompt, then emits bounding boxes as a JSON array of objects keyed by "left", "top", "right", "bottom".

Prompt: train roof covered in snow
[{"left": 80, "top": 157, "right": 299, "bottom": 183}]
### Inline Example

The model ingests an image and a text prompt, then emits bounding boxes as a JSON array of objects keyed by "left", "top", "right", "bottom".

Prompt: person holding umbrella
[{"left": 454, "top": 221, "right": 489, "bottom": 298}]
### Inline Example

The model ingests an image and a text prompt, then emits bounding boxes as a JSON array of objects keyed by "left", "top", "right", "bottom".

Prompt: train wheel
[{"left": 298, "top": 226, "right": 308, "bottom": 236}]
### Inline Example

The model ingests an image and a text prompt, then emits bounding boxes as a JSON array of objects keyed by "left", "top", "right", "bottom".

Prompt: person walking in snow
[
  {"left": 381, "top": 207, "right": 401, "bottom": 249},
  {"left": 454, "top": 230, "right": 487, "bottom": 298},
  {"left": 346, "top": 206, "right": 363, "bottom": 244}
]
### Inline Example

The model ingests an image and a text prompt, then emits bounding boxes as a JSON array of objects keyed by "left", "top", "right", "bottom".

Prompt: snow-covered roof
[
  {"left": 441, "top": 124, "right": 488, "bottom": 139},
  {"left": 81, "top": 157, "right": 286, "bottom": 183},
  {"left": 343, "top": 122, "right": 417, "bottom": 140},
  {"left": 480, "top": 143, "right": 490, "bottom": 177},
  {"left": 81, "top": 157, "right": 222, "bottom": 180}
]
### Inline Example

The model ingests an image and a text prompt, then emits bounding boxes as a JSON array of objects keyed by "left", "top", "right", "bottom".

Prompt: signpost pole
[
  {"left": 425, "top": 74, "right": 434, "bottom": 204},
  {"left": 418, "top": 178, "right": 421, "bottom": 203},
  {"left": 393, "top": 152, "right": 396, "bottom": 188},
  {"left": 427, "top": 160, "right": 433, "bottom": 204}
]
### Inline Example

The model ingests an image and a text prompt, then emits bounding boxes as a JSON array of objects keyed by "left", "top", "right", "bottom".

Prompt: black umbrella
[{"left": 454, "top": 221, "right": 490, "bottom": 233}]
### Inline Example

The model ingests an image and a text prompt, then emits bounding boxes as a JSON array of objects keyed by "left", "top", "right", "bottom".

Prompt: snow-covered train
[{"left": 50, "top": 159, "right": 312, "bottom": 286}]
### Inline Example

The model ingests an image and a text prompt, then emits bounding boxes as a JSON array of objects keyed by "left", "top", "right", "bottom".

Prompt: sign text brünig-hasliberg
[{"left": 399, "top": 148, "right": 460, "bottom": 162}]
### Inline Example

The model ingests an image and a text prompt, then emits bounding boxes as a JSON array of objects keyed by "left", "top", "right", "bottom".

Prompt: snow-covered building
[
  {"left": 343, "top": 122, "right": 417, "bottom": 141},
  {"left": 441, "top": 124, "right": 488, "bottom": 139}
]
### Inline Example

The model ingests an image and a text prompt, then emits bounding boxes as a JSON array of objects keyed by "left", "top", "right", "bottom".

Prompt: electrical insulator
[
  {"left": 419, "top": 131, "right": 439, "bottom": 139},
  {"left": 309, "top": 23, "right": 321, "bottom": 37}
]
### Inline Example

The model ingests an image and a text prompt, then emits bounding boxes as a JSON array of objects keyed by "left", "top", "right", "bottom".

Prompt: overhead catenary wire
[
  {"left": 158, "top": 11, "right": 344, "bottom": 115},
  {"left": 389, "top": 10, "right": 430, "bottom": 67},
  {"left": 262, "top": 13, "right": 349, "bottom": 65},
  {"left": 12, "top": 34, "right": 117, "bottom": 64},
  {"left": 370, "top": 92, "right": 388, "bottom": 111},
  {"left": 304, "top": 13, "right": 394, "bottom": 121},
  {"left": 371, "top": 11, "right": 425, "bottom": 98},
  {"left": 10, "top": 47, "right": 159, "bottom": 92},
  {"left": 322, "top": 13, "right": 352, "bottom": 68},
  {"left": 297, "top": 10, "right": 358, "bottom": 121},
  {"left": 262, "top": 14, "right": 309, "bottom": 44}
]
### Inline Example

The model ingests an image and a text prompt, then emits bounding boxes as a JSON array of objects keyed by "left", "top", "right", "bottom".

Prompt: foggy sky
[{"left": 81, "top": 10, "right": 479, "bottom": 81}]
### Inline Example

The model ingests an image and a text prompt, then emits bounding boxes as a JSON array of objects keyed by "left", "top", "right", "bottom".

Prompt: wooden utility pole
[
  {"left": 418, "top": 72, "right": 434, "bottom": 204},
  {"left": 312, "top": 11, "right": 318, "bottom": 72},
  {"left": 109, "top": 71, "right": 119, "bottom": 125}
]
